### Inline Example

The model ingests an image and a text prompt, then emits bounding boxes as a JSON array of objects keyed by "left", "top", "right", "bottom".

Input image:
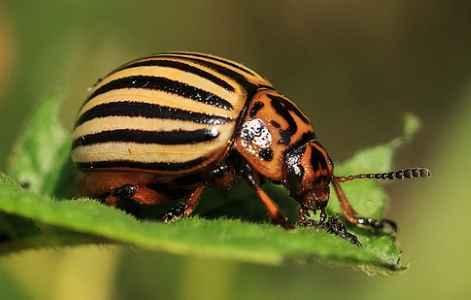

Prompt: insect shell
[{"left": 72, "top": 51, "right": 430, "bottom": 244}]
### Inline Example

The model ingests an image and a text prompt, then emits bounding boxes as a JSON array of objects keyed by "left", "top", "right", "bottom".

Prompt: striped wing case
[{"left": 72, "top": 52, "right": 272, "bottom": 175}]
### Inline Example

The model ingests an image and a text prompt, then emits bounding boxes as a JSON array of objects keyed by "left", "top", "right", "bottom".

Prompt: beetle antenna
[{"left": 334, "top": 168, "right": 431, "bottom": 183}]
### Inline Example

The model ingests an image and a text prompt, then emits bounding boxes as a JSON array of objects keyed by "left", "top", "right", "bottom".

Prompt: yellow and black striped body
[
  {"left": 70, "top": 51, "right": 424, "bottom": 237},
  {"left": 72, "top": 52, "right": 271, "bottom": 177}
]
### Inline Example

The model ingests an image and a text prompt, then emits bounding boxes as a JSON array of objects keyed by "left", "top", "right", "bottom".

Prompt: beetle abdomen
[{"left": 72, "top": 52, "right": 272, "bottom": 175}]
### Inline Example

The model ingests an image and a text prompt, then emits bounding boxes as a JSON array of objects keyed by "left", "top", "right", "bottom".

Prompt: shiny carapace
[{"left": 72, "top": 52, "right": 430, "bottom": 244}]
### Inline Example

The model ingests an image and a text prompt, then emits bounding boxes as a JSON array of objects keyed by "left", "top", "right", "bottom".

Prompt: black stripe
[
  {"left": 72, "top": 128, "right": 219, "bottom": 149},
  {"left": 156, "top": 55, "right": 258, "bottom": 95},
  {"left": 168, "top": 52, "right": 259, "bottom": 76},
  {"left": 286, "top": 131, "right": 316, "bottom": 153},
  {"left": 76, "top": 157, "right": 206, "bottom": 171},
  {"left": 268, "top": 94, "right": 312, "bottom": 145},
  {"left": 269, "top": 96, "right": 298, "bottom": 145},
  {"left": 113, "top": 59, "right": 235, "bottom": 92},
  {"left": 249, "top": 101, "right": 264, "bottom": 118},
  {"left": 75, "top": 101, "right": 231, "bottom": 127},
  {"left": 86, "top": 75, "right": 233, "bottom": 110},
  {"left": 268, "top": 95, "right": 309, "bottom": 123}
]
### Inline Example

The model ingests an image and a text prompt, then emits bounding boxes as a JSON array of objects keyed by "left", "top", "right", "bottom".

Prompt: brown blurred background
[{"left": 0, "top": 1, "right": 470, "bottom": 299}]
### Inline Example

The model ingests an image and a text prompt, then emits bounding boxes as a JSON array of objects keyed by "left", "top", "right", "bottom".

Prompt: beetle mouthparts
[{"left": 300, "top": 186, "right": 330, "bottom": 211}]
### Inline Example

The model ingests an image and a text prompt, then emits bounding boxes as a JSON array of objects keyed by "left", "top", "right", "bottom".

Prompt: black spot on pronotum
[
  {"left": 268, "top": 95, "right": 299, "bottom": 145},
  {"left": 270, "top": 120, "right": 281, "bottom": 128},
  {"left": 250, "top": 101, "right": 264, "bottom": 117},
  {"left": 259, "top": 148, "right": 274, "bottom": 161},
  {"left": 285, "top": 131, "right": 316, "bottom": 155}
]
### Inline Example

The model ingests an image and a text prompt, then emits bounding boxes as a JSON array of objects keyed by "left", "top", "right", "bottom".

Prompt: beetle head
[
  {"left": 285, "top": 140, "right": 334, "bottom": 211},
  {"left": 285, "top": 140, "right": 432, "bottom": 216}
]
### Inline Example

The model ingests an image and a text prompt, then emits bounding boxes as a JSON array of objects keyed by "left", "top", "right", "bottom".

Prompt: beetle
[{"left": 72, "top": 51, "right": 430, "bottom": 244}]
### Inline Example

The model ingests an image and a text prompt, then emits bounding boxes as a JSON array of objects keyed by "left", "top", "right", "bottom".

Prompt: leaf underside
[{"left": 0, "top": 99, "right": 420, "bottom": 274}]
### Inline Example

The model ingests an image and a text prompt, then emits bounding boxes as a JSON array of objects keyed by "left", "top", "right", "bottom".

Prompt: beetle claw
[
  {"left": 297, "top": 210, "right": 361, "bottom": 246},
  {"left": 321, "top": 216, "right": 361, "bottom": 246},
  {"left": 296, "top": 219, "right": 318, "bottom": 227},
  {"left": 161, "top": 203, "right": 185, "bottom": 223},
  {"left": 356, "top": 217, "right": 398, "bottom": 233},
  {"left": 161, "top": 212, "right": 181, "bottom": 223}
]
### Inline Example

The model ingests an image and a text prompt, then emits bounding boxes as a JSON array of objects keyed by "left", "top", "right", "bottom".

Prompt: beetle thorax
[{"left": 235, "top": 89, "right": 316, "bottom": 181}]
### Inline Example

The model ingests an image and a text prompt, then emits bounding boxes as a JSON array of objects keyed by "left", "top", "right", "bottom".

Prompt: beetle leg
[
  {"left": 106, "top": 184, "right": 171, "bottom": 206},
  {"left": 206, "top": 161, "right": 236, "bottom": 191},
  {"left": 320, "top": 216, "right": 361, "bottom": 246},
  {"left": 296, "top": 206, "right": 361, "bottom": 245},
  {"left": 255, "top": 184, "right": 294, "bottom": 229},
  {"left": 162, "top": 184, "right": 205, "bottom": 223},
  {"left": 332, "top": 178, "right": 397, "bottom": 233},
  {"left": 242, "top": 165, "right": 293, "bottom": 229}
]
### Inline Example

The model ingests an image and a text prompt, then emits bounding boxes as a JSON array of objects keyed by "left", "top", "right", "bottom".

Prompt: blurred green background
[{"left": 1, "top": 1, "right": 470, "bottom": 299}]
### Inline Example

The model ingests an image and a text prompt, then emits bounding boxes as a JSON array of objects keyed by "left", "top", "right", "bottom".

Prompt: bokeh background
[{"left": 1, "top": 1, "right": 470, "bottom": 299}]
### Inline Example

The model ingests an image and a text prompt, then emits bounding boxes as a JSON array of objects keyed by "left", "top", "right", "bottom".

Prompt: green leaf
[
  {"left": 0, "top": 174, "right": 40, "bottom": 239},
  {"left": 0, "top": 184, "right": 401, "bottom": 272},
  {"left": 328, "top": 113, "right": 421, "bottom": 218},
  {"left": 6, "top": 98, "right": 72, "bottom": 196},
  {"left": 0, "top": 99, "right": 421, "bottom": 274}
]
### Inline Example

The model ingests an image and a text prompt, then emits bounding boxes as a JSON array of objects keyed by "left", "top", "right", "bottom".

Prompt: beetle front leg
[
  {"left": 320, "top": 216, "right": 361, "bottom": 246},
  {"left": 254, "top": 183, "right": 294, "bottom": 229},
  {"left": 332, "top": 178, "right": 397, "bottom": 233},
  {"left": 296, "top": 206, "right": 360, "bottom": 246},
  {"left": 162, "top": 184, "right": 205, "bottom": 223},
  {"left": 242, "top": 164, "right": 293, "bottom": 229}
]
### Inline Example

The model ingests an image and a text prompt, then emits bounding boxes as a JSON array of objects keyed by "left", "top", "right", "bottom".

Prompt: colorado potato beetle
[{"left": 72, "top": 52, "right": 430, "bottom": 244}]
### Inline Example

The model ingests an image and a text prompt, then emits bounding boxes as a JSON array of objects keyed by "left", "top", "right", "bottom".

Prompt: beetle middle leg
[
  {"left": 241, "top": 164, "right": 293, "bottom": 229},
  {"left": 332, "top": 178, "right": 397, "bottom": 233},
  {"left": 105, "top": 184, "right": 172, "bottom": 207},
  {"left": 79, "top": 171, "right": 172, "bottom": 207},
  {"left": 162, "top": 184, "right": 205, "bottom": 223}
]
